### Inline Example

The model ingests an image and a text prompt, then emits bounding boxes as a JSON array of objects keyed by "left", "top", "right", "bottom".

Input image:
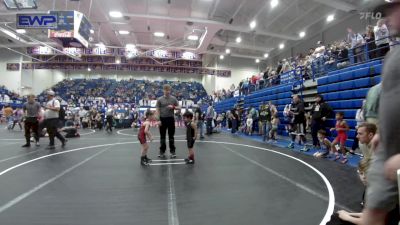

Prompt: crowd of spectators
[
  {"left": 36, "top": 79, "right": 208, "bottom": 107},
  {"left": 213, "top": 19, "right": 397, "bottom": 102}
]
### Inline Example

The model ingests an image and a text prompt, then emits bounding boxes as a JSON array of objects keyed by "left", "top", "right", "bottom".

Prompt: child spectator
[
  {"left": 246, "top": 114, "right": 253, "bottom": 135},
  {"left": 269, "top": 113, "right": 280, "bottom": 142},
  {"left": 330, "top": 112, "right": 350, "bottom": 164},
  {"left": 313, "top": 130, "right": 332, "bottom": 158}
]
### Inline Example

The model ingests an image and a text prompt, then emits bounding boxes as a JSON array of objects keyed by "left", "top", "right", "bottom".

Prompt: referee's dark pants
[
  {"left": 106, "top": 115, "right": 113, "bottom": 132},
  {"left": 24, "top": 117, "right": 39, "bottom": 144},
  {"left": 206, "top": 118, "right": 213, "bottom": 135},
  {"left": 159, "top": 117, "right": 176, "bottom": 154},
  {"left": 45, "top": 118, "right": 65, "bottom": 146}
]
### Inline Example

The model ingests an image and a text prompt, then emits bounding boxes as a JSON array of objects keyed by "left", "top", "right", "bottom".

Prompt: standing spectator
[
  {"left": 206, "top": 102, "right": 215, "bottom": 135},
  {"left": 231, "top": 109, "right": 239, "bottom": 134},
  {"left": 22, "top": 94, "right": 41, "bottom": 147},
  {"left": 43, "top": 90, "right": 66, "bottom": 150},
  {"left": 105, "top": 107, "right": 114, "bottom": 132},
  {"left": 249, "top": 106, "right": 259, "bottom": 135},
  {"left": 356, "top": 123, "right": 377, "bottom": 167},
  {"left": 374, "top": 19, "right": 391, "bottom": 59},
  {"left": 365, "top": 25, "right": 377, "bottom": 60},
  {"left": 258, "top": 104, "right": 267, "bottom": 137},
  {"left": 310, "top": 95, "right": 332, "bottom": 150},
  {"left": 364, "top": 83, "right": 381, "bottom": 126},
  {"left": 362, "top": 3, "right": 400, "bottom": 224},
  {"left": 347, "top": 28, "right": 365, "bottom": 63},
  {"left": 352, "top": 100, "right": 366, "bottom": 154},
  {"left": 288, "top": 95, "right": 308, "bottom": 151},
  {"left": 156, "top": 84, "right": 180, "bottom": 159},
  {"left": 194, "top": 105, "right": 204, "bottom": 139}
]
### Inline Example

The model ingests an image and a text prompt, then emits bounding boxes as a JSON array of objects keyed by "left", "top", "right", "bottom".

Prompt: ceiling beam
[
  {"left": 312, "top": 0, "right": 356, "bottom": 12},
  {"left": 280, "top": 4, "right": 320, "bottom": 31},
  {"left": 206, "top": 50, "right": 266, "bottom": 60},
  {"left": 209, "top": 0, "right": 221, "bottom": 18},
  {"left": 262, "top": 0, "right": 299, "bottom": 30},
  {"left": 210, "top": 36, "right": 274, "bottom": 52},
  {"left": 120, "top": 13, "right": 300, "bottom": 40},
  {"left": 229, "top": 0, "right": 246, "bottom": 22},
  {"left": 267, "top": 12, "right": 353, "bottom": 63}
]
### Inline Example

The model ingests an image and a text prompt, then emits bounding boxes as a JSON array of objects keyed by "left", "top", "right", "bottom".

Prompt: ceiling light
[
  {"left": 250, "top": 20, "right": 256, "bottom": 29},
  {"left": 219, "top": 55, "right": 224, "bottom": 60},
  {"left": 16, "top": 29, "right": 26, "bottom": 34},
  {"left": 154, "top": 32, "right": 165, "bottom": 37},
  {"left": 182, "top": 51, "right": 195, "bottom": 60},
  {"left": 126, "top": 44, "right": 136, "bottom": 50},
  {"left": 118, "top": 30, "right": 130, "bottom": 35},
  {"left": 87, "top": 68, "right": 91, "bottom": 72},
  {"left": 96, "top": 43, "right": 106, "bottom": 49},
  {"left": 264, "top": 53, "right": 269, "bottom": 58},
  {"left": 271, "top": 0, "right": 279, "bottom": 8},
  {"left": 116, "top": 59, "right": 120, "bottom": 64},
  {"left": 327, "top": 14, "right": 335, "bottom": 22},
  {"left": 109, "top": 11, "right": 123, "bottom": 18},
  {"left": 225, "top": 49, "right": 231, "bottom": 54},
  {"left": 299, "top": 31, "right": 306, "bottom": 38},
  {"left": 279, "top": 43, "right": 284, "bottom": 49},
  {"left": 255, "top": 59, "right": 260, "bottom": 63},
  {"left": 236, "top": 37, "right": 242, "bottom": 43},
  {"left": 90, "top": 29, "right": 94, "bottom": 34},
  {"left": 187, "top": 35, "right": 199, "bottom": 41}
]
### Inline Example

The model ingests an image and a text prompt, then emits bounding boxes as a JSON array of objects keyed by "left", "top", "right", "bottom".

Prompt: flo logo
[{"left": 359, "top": 12, "right": 382, "bottom": 20}]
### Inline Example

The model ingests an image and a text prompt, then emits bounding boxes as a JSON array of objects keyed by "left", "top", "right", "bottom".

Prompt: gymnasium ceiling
[{"left": 0, "top": 0, "right": 382, "bottom": 60}]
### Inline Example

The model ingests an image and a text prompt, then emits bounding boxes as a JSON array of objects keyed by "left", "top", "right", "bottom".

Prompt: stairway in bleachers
[{"left": 215, "top": 84, "right": 294, "bottom": 136}]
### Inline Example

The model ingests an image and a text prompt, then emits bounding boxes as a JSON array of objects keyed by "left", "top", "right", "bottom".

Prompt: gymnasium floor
[{"left": 0, "top": 126, "right": 363, "bottom": 225}]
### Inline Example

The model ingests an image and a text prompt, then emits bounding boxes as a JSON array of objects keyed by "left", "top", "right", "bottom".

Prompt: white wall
[
  {"left": 202, "top": 74, "right": 215, "bottom": 94},
  {"left": 0, "top": 49, "right": 22, "bottom": 94},
  {"left": 212, "top": 56, "right": 261, "bottom": 91},
  {"left": 0, "top": 49, "right": 66, "bottom": 95}
]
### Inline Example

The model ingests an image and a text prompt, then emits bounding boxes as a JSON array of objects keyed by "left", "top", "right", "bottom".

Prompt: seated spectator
[
  {"left": 62, "top": 119, "right": 80, "bottom": 138},
  {"left": 356, "top": 123, "right": 377, "bottom": 166},
  {"left": 337, "top": 42, "right": 350, "bottom": 69}
]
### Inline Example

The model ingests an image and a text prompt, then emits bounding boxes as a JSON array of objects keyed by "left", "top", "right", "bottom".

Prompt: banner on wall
[
  {"left": 27, "top": 47, "right": 202, "bottom": 61},
  {"left": 15, "top": 63, "right": 231, "bottom": 77},
  {"left": 6, "top": 63, "right": 20, "bottom": 71}
]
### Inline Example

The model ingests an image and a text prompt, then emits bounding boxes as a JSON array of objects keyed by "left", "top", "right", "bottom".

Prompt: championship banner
[
  {"left": 6, "top": 63, "right": 20, "bottom": 71},
  {"left": 27, "top": 47, "right": 202, "bottom": 61},
  {"left": 18, "top": 63, "right": 231, "bottom": 76}
]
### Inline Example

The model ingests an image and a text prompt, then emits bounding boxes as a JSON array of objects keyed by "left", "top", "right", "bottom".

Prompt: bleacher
[
  {"left": 317, "top": 59, "right": 382, "bottom": 148},
  {"left": 214, "top": 59, "right": 383, "bottom": 147},
  {"left": 40, "top": 79, "right": 208, "bottom": 105},
  {"left": 215, "top": 84, "right": 293, "bottom": 136}
]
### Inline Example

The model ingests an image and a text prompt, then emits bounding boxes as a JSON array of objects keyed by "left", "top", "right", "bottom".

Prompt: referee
[
  {"left": 156, "top": 84, "right": 180, "bottom": 159},
  {"left": 22, "top": 94, "right": 41, "bottom": 147}
]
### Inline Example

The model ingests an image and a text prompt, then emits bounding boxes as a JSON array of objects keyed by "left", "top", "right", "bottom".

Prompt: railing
[
  {"left": 232, "top": 36, "right": 399, "bottom": 98},
  {"left": 311, "top": 36, "right": 399, "bottom": 80}
]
